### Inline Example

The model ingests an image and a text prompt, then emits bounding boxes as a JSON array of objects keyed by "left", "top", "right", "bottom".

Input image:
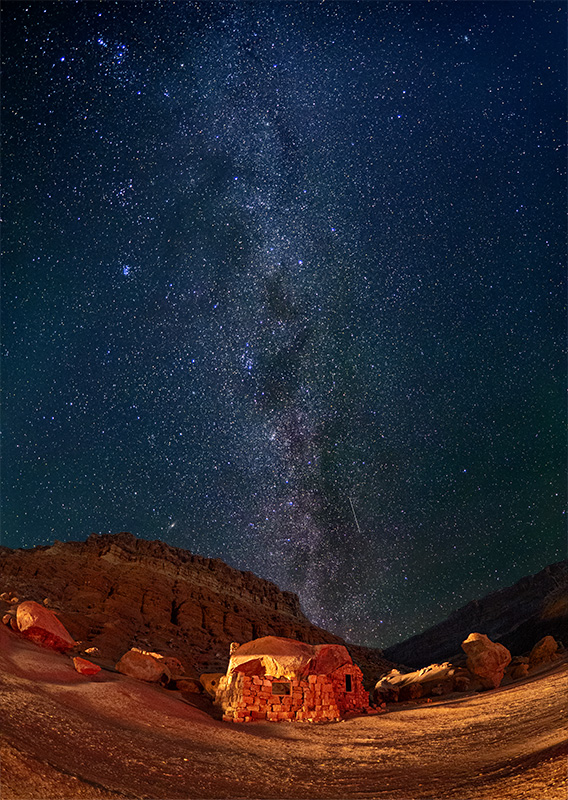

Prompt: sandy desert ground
[{"left": 1, "top": 623, "right": 566, "bottom": 800}]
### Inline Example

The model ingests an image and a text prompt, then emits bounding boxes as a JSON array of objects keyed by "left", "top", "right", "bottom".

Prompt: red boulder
[
  {"left": 461, "top": 632, "right": 511, "bottom": 689},
  {"left": 16, "top": 600, "right": 75, "bottom": 653},
  {"left": 73, "top": 657, "right": 101, "bottom": 676}
]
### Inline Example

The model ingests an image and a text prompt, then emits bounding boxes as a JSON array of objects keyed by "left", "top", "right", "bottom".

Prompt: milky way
[{"left": 2, "top": 2, "right": 565, "bottom": 648}]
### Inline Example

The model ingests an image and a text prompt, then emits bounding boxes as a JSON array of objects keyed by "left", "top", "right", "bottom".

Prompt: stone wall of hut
[{"left": 216, "top": 663, "right": 370, "bottom": 723}]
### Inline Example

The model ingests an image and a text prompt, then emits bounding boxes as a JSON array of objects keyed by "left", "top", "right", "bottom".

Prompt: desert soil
[{"left": 0, "top": 624, "right": 566, "bottom": 800}]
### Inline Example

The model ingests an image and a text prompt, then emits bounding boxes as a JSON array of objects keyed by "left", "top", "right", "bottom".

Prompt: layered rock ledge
[{"left": 0, "top": 532, "right": 391, "bottom": 682}]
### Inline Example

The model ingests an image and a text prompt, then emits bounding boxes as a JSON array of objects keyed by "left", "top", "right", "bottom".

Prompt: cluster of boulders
[
  {"left": 114, "top": 647, "right": 225, "bottom": 714},
  {"left": 0, "top": 593, "right": 222, "bottom": 711},
  {"left": 374, "top": 631, "right": 562, "bottom": 703},
  {"left": 3, "top": 591, "right": 563, "bottom": 722}
]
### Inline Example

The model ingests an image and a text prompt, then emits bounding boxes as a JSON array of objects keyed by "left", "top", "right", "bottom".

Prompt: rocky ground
[{"left": 1, "top": 623, "right": 566, "bottom": 800}]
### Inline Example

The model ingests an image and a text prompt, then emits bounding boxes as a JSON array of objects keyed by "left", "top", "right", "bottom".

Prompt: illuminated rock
[
  {"left": 461, "top": 632, "right": 511, "bottom": 689},
  {"left": 116, "top": 648, "right": 172, "bottom": 684},
  {"left": 16, "top": 600, "right": 75, "bottom": 653},
  {"left": 199, "top": 672, "right": 225, "bottom": 698},
  {"left": 374, "top": 662, "right": 459, "bottom": 702},
  {"left": 73, "top": 656, "right": 101, "bottom": 676},
  {"left": 529, "top": 635, "right": 559, "bottom": 669}
]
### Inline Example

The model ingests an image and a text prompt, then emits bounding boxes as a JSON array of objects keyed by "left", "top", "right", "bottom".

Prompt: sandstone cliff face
[
  {"left": 0, "top": 532, "right": 390, "bottom": 682},
  {"left": 384, "top": 560, "right": 568, "bottom": 668}
]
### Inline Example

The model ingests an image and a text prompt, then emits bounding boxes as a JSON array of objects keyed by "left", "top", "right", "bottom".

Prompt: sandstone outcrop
[
  {"left": 461, "top": 632, "right": 511, "bottom": 689},
  {"left": 16, "top": 600, "right": 75, "bottom": 653},
  {"left": 384, "top": 560, "right": 567, "bottom": 668},
  {"left": 0, "top": 532, "right": 392, "bottom": 682}
]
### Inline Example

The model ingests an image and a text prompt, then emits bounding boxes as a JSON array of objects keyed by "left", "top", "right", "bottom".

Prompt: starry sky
[{"left": 2, "top": 1, "right": 566, "bottom": 649}]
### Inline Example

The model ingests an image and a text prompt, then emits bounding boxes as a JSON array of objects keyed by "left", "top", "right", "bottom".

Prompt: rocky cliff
[
  {"left": 384, "top": 560, "right": 568, "bottom": 668},
  {"left": 0, "top": 532, "right": 391, "bottom": 683}
]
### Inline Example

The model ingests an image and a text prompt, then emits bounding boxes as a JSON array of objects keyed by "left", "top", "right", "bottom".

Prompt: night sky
[{"left": 2, "top": 1, "right": 566, "bottom": 649}]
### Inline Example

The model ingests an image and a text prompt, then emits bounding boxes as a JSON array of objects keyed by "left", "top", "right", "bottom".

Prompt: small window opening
[
  {"left": 345, "top": 674, "right": 353, "bottom": 692},
  {"left": 272, "top": 682, "right": 291, "bottom": 695}
]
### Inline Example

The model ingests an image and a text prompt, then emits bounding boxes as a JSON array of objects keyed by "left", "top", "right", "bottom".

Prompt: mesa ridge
[{"left": 0, "top": 531, "right": 392, "bottom": 682}]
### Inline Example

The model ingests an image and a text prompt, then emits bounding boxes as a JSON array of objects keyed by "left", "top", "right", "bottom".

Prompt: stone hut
[{"left": 215, "top": 635, "right": 370, "bottom": 723}]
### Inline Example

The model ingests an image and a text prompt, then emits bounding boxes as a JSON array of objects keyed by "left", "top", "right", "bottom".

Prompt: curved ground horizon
[{"left": 1, "top": 625, "right": 566, "bottom": 800}]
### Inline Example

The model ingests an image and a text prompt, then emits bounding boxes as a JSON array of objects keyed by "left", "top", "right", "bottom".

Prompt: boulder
[
  {"left": 453, "top": 673, "right": 472, "bottom": 692},
  {"left": 529, "top": 635, "right": 559, "bottom": 669},
  {"left": 116, "top": 648, "right": 172, "bottom": 684},
  {"left": 16, "top": 600, "right": 75, "bottom": 653},
  {"left": 461, "top": 633, "right": 511, "bottom": 689},
  {"left": 200, "top": 672, "right": 225, "bottom": 698},
  {"left": 374, "top": 663, "right": 458, "bottom": 702},
  {"left": 228, "top": 637, "right": 353, "bottom": 681},
  {"left": 305, "top": 644, "right": 352, "bottom": 675},
  {"left": 374, "top": 684, "right": 399, "bottom": 703},
  {"left": 73, "top": 657, "right": 101, "bottom": 676},
  {"left": 150, "top": 654, "right": 186, "bottom": 679},
  {"left": 508, "top": 657, "right": 529, "bottom": 681},
  {"left": 399, "top": 682, "right": 423, "bottom": 701},
  {"left": 231, "top": 657, "right": 266, "bottom": 677},
  {"left": 175, "top": 679, "right": 203, "bottom": 694}
]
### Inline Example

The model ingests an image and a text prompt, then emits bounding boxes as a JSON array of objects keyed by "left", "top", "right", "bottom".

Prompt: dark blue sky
[{"left": 2, "top": 1, "right": 565, "bottom": 648}]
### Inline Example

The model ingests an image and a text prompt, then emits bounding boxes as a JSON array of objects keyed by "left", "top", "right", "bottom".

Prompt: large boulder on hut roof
[
  {"left": 306, "top": 643, "right": 352, "bottom": 675},
  {"left": 228, "top": 635, "right": 352, "bottom": 680}
]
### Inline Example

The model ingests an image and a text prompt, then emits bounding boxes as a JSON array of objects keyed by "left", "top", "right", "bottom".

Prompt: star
[{"left": 1, "top": 0, "right": 564, "bottom": 649}]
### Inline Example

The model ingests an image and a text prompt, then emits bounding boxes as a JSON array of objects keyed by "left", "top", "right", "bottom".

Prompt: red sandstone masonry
[{"left": 216, "top": 664, "right": 374, "bottom": 724}]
